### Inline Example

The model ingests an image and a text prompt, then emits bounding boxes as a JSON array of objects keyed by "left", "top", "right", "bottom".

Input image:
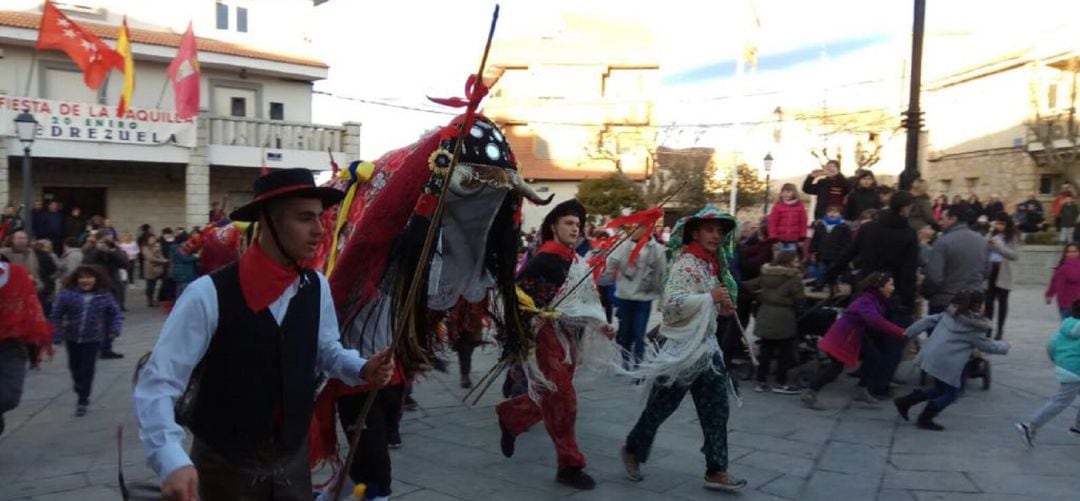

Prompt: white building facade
[{"left": 0, "top": 0, "right": 360, "bottom": 234}]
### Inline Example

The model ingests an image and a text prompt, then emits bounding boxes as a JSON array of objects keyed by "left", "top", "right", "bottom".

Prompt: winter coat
[
  {"left": 809, "top": 219, "right": 852, "bottom": 263},
  {"left": 141, "top": 243, "right": 168, "bottom": 280},
  {"left": 609, "top": 237, "right": 667, "bottom": 302},
  {"left": 0, "top": 247, "right": 40, "bottom": 291},
  {"left": 767, "top": 200, "right": 809, "bottom": 243},
  {"left": 802, "top": 174, "right": 852, "bottom": 220},
  {"left": 49, "top": 288, "right": 122, "bottom": 343},
  {"left": 82, "top": 245, "right": 128, "bottom": 293},
  {"left": 736, "top": 233, "right": 772, "bottom": 282},
  {"left": 58, "top": 247, "right": 83, "bottom": 280},
  {"left": 1059, "top": 202, "right": 1080, "bottom": 228},
  {"left": 923, "top": 223, "right": 988, "bottom": 307},
  {"left": 169, "top": 245, "right": 198, "bottom": 284},
  {"left": 35, "top": 249, "right": 59, "bottom": 298},
  {"left": 844, "top": 187, "right": 882, "bottom": 222},
  {"left": 906, "top": 310, "right": 1008, "bottom": 388},
  {"left": 1046, "top": 257, "right": 1080, "bottom": 310},
  {"left": 985, "top": 201, "right": 1006, "bottom": 221},
  {"left": 744, "top": 264, "right": 804, "bottom": 340},
  {"left": 908, "top": 194, "right": 937, "bottom": 232},
  {"left": 986, "top": 235, "right": 1019, "bottom": 291},
  {"left": 834, "top": 209, "right": 919, "bottom": 308},
  {"left": 818, "top": 291, "right": 904, "bottom": 367},
  {"left": 1047, "top": 316, "right": 1080, "bottom": 383}
]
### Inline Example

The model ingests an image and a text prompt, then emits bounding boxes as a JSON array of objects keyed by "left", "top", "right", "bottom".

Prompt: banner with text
[{"left": 0, "top": 96, "right": 196, "bottom": 148}]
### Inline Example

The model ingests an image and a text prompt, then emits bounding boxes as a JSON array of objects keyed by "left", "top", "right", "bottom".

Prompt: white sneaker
[
  {"left": 1015, "top": 422, "right": 1035, "bottom": 448},
  {"left": 754, "top": 383, "right": 769, "bottom": 393}
]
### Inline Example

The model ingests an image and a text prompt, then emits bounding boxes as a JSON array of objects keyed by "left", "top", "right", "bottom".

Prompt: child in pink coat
[{"left": 767, "top": 183, "right": 808, "bottom": 254}]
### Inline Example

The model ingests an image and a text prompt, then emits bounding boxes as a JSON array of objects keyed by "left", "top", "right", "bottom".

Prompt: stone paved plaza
[{"left": 2, "top": 286, "right": 1080, "bottom": 500}]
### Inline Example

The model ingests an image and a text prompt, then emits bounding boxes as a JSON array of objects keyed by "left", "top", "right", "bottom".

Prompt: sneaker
[
  {"left": 754, "top": 382, "right": 769, "bottom": 393},
  {"left": 555, "top": 467, "right": 596, "bottom": 490},
  {"left": 771, "top": 385, "right": 801, "bottom": 395},
  {"left": 460, "top": 374, "right": 472, "bottom": 389},
  {"left": 1016, "top": 422, "right": 1035, "bottom": 448},
  {"left": 1070, "top": 426, "right": 1080, "bottom": 436},
  {"left": 704, "top": 471, "right": 747, "bottom": 492},
  {"left": 100, "top": 350, "right": 124, "bottom": 360},
  {"left": 621, "top": 446, "right": 643, "bottom": 482},
  {"left": 853, "top": 386, "right": 880, "bottom": 404},
  {"left": 75, "top": 404, "right": 88, "bottom": 417}
]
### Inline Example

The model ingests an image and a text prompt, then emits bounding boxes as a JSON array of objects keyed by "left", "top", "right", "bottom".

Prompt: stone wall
[{"left": 924, "top": 149, "right": 1046, "bottom": 207}]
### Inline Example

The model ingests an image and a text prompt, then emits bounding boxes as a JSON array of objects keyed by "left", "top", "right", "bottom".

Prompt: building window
[
  {"left": 216, "top": 2, "right": 229, "bottom": 30},
  {"left": 1040, "top": 174, "right": 1057, "bottom": 195},
  {"left": 230, "top": 97, "right": 247, "bottom": 117},
  {"left": 269, "top": 102, "right": 284, "bottom": 120},
  {"left": 236, "top": 6, "right": 248, "bottom": 32},
  {"left": 939, "top": 179, "right": 952, "bottom": 194},
  {"left": 965, "top": 177, "right": 979, "bottom": 190}
]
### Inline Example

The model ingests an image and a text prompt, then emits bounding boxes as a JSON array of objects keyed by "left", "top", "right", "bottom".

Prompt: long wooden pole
[{"left": 330, "top": 6, "right": 501, "bottom": 500}]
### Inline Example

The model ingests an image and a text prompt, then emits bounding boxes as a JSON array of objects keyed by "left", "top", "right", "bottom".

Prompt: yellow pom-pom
[
  {"left": 342, "top": 161, "right": 375, "bottom": 183},
  {"left": 351, "top": 483, "right": 367, "bottom": 499}
]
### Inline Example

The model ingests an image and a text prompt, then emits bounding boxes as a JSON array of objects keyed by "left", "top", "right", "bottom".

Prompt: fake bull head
[{"left": 319, "top": 114, "right": 541, "bottom": 372}]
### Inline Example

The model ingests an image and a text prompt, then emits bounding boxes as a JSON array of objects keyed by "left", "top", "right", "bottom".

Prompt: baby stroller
[{"left": 785, "top": 295, "right": 847, "bottom": 388}]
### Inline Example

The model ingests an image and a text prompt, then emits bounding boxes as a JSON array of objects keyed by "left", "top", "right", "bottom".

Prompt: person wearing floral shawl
[{"left": 618, "top": 204, "right": 748, "bottom": 492}]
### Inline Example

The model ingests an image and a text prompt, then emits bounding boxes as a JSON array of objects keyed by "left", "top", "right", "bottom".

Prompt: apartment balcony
[
  {"left": 483, "top": 97, "right": 653, "bottom": 126},
  {"left": 207, "top": 116, "right": 360, "bottom": 169}
]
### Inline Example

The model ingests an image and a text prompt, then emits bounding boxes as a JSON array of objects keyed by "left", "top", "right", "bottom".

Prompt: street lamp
[
  {"left": 762, "top": 153, "right": 774, "bottom": 215},
  {"left": 13, "top": 110, "right": 37, "bottom": 238}
]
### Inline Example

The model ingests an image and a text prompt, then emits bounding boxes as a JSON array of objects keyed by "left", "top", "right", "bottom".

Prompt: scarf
[
  {"left": 238, "top": 242, "right": 300, "bottom": 312},
  {"left": 684, "top": 242, "right": 719, "bottom": 276},
  {"left": 537, "top": 240, "right": 575, "bottom": 262},
  {"left": 822, "top": 215, "right": 844, "bottom": 226}
]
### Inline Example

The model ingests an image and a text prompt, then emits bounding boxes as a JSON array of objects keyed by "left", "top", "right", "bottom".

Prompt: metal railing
[{"left": 208, "top": 116, "right": 346, "bottom": 151}]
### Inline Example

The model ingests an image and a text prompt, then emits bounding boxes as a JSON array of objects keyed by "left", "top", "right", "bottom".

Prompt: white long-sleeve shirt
[{"left": 133, "top": 272, "right": 366, "bottom": 482}]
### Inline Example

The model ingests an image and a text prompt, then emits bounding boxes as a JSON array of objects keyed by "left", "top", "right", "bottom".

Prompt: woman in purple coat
[{"left": 801, "top": 272, "right": 905, "bottom": 409}]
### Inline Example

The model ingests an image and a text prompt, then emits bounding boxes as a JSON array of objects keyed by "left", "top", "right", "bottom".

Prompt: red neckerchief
[
  {"left": 239, "top": 242, "right": 300, "bottom": 312},
  {"left": 537, "top": 240, "right": 575, "bottom": 262},
  {"left": 684, "top": 242, "right": 720, "bottom": 276}
]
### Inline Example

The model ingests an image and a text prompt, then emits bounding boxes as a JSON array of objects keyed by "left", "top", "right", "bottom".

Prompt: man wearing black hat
[
  {"left": 496, "top": 199, "right": 612, "bottom": 490},
  {"left": 134, "top": 168, "right": 395, "bottom": 501}
]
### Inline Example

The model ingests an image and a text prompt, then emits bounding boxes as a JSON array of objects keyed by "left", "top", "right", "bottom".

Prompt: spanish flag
[{"left": 116, "top": 17, "right": 134, "bottom": 117}]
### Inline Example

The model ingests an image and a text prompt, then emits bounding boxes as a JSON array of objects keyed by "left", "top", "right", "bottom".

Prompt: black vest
[{"left": 188, "top": 263, "right": 320, "bottom": 460}]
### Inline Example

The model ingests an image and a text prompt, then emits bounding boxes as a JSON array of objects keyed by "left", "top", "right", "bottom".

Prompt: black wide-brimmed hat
[
  {"left": 540, "top": 199, "right": 587, "bottom": 242},
  {"left": 229, "top": 168, "right": 345, "bottom": 222}
]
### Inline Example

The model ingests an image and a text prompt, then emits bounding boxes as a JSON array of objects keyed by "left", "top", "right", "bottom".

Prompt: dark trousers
[
  {"left": 810, "top": 342, "right": 880, "bottom": 392},
  {"left": 985, "top": 263, "right": 1009, "bottom": 338},
  {"left": 191, "top": 437, "right": 312, "bottom": 501},
  {"left": 924, "top": 378, "right": 961, "bottom": 409},
  {"left": 145, "top": 278, "right": 159, "bottom": 306},
  {"left": 0, "top": 340, "right": 29, "bottom": 415},
  {"left": 625, "top": 368, "right": 731, "bottom": 475},
  {"left": 336, "top": 384, "right": 405, "bottom": 497},
  {"left": 598, "top": 285, "right": 614, "bottom": 323},
  {"left": 616, "top": 299, "right": 652, "bottom": 366},
  {"left": 810, "top": 355, "right": 846, "bottom": 391},
  {"left": 756, "top": 338, "right": 795, "bottom": 384},
  {"left": 65, "top": 341, "right": 101, "bottom": 405}
]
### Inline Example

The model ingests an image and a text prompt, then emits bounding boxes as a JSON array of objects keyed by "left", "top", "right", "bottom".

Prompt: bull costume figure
[{"left": 308, "top": 114, "right": 554, "bottom": 499}]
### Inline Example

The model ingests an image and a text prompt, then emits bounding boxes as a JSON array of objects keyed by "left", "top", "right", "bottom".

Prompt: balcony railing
[{"left": 208, "top": 116, "right": 346, "bottom": 152}]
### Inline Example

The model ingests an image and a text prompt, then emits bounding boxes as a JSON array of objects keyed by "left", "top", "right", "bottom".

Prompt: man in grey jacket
[
  {"left": 608, "top": 225, "right": 666, "bottom": 366},
  {"left": 924, "top": 205, "right": 988, "bottom": 314}
]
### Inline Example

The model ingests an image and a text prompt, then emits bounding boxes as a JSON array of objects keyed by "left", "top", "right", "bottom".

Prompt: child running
[
  {"left": 894, "top": 291, "right": 1009, "bottom": 431},
  {"left": 744, "top": 250, "right": 804, "bottom": 394},
  {"left": 1015, "top": 298, "right": 1080, "bottom": 447},
  {"left": 801, "top": 272, "right": 905, "bottom": 409},
  {"left": 50, "top": 265, "right": 122, "bottom": 416}
]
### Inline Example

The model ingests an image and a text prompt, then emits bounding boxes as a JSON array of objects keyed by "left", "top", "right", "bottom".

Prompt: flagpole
[
  {"left": 23, "top": 49, "right": 38, "bottom": 97},
  {"left": 154, "top": 77, "right": 169, "bottom": 109}
]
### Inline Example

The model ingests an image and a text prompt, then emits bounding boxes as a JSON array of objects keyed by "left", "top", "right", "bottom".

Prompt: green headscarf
[{"left": 667, "top": 204, "right": 739, "bottom": 301}]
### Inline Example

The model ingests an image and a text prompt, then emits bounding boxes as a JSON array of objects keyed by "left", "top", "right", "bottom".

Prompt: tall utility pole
[{"left": 900, "top": 0, "right": 926, "bottom": 191}]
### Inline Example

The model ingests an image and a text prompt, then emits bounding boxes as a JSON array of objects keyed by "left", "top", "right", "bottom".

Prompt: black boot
[
  {"left": 556, "top": 466, "right": 596, "bottom": 490},
  {"left": 916, "top": 402, "right": 945, "bottom": 431},
  {"left": 499, "top": 416, "right": 515, "bottom": 458},
  {"left": 893, "top": 390, "right": 928, "bottom": 422},
  {"left": 458, "top": 345, "right": 474, "bottom": 389}
]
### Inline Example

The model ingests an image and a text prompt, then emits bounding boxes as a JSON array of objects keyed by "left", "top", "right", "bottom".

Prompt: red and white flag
[
  {"left": 167, "top": 22, "right": 200, "bottom": 119},
  {"left": 35, "top": 1, "right": 123, "bottom": 90}
]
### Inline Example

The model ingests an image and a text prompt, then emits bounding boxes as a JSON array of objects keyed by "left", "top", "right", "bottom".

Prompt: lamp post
[
  {"left": 762, "top": 153, "right": 774, "bottom": 215},
  {"left": 13, "top": 110, "right": 37, "bottom": 238}
]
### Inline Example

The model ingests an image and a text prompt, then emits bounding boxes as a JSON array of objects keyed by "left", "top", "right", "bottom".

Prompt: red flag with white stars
[{"left": 35, "top": 1, "right": 123, "bottom": 91}]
